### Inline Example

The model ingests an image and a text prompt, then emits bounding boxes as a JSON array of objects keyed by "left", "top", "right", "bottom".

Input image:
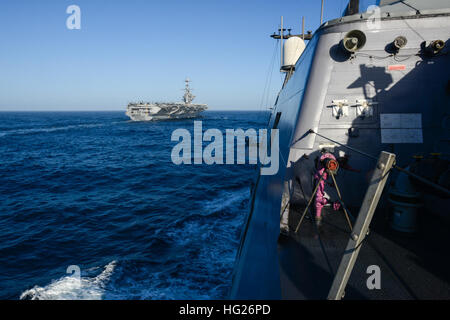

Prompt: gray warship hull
[
  {"left": 126, "top": 103, "right": 207, "bottom": 121},
  {"left": 126, "top": 78, "right": 207, "bottom": 121},
  {"left": 231, "top": 0, "right": 450, "bottom": 299}
]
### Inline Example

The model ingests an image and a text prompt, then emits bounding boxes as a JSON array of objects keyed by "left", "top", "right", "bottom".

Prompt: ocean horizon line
[{"left": 0, "top": 109, "right": 266, "bottom": 113}]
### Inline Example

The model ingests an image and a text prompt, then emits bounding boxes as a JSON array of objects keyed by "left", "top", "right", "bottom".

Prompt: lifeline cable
[{"left": 307, "top": 129, "right": 450, "bottom": 197}]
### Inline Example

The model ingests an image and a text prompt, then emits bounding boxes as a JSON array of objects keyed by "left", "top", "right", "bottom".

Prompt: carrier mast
[{"left": 183, "top": 78, "right": 195, "bottom": 105}]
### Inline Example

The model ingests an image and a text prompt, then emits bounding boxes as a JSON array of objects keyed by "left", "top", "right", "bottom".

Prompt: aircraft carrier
[
  {"left": 126, "top": 79, "right": 207, "bottom": 121},
  {"left": 231, "top": 0, "right": 450, "bottom": 299}
]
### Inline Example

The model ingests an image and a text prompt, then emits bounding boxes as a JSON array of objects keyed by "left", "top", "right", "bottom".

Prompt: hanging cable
[
  {"left": 259, "top": 40, "right": 278, "bottom": 114},
  {"left": 308, "top": 129, "right": 378, "bottom": 161},
  {"left": 306, "top": 129, "right": 450, "bottom": 196}
]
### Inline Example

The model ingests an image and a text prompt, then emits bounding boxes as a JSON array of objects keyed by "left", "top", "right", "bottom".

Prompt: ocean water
[{"left": 0, "top": 111, "right": 268, "bottom": 300}]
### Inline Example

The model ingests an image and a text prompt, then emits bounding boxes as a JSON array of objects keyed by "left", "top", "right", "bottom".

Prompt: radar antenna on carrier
[{"left": 183, "top": 78, "right": 196, "bottom": 105}]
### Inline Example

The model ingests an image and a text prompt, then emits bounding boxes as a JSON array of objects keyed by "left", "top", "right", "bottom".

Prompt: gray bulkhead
[{"left": 230, "top": 6, "right": 450, "bottom": 299}]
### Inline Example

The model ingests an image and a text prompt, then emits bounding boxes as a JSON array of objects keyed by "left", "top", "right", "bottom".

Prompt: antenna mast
[
  {"left": 302, "top": 17, "right": 305, "bottom": 40},
  {"left": 346, "top": 0, "right": 359, "bottom": 15},
  {"left": 320, "top": 0, "right": 324, "bottom": 25},
  {"left": 183, "top": 78, "right": 195, "bottom": 104},
  {"left": 280, "top": 16, "right": 284, "bottom": 70}
]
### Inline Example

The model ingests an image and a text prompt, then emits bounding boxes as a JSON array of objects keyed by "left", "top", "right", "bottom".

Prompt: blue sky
[{"left": 0, "top": 0, "right": 374, "bottom": 111}]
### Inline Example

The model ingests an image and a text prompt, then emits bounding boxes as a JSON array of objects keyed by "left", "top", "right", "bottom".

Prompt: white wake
[{"left": 20, "top": 261, "right": 117, "bottom": 300}]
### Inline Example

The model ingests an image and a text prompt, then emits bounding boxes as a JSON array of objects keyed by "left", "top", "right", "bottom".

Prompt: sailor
[{"left": 314, "top": 151, "right": 341, "bottom": 227}]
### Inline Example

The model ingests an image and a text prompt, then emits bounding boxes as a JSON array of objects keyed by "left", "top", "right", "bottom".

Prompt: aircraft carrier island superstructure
[
  {"left": 126, "top": 79, "right": 207, "bottom": 121},
  {"left": 231, "top": 0, "right": 450, "bottom": 300}
]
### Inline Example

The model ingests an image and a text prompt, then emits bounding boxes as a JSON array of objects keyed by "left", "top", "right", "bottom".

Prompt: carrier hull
[
  {"left": 126, "top": 78, "right": 207, "bottom": 121},
  {"left": 126, "top": 103, "right": 207, "bottom": 121}
]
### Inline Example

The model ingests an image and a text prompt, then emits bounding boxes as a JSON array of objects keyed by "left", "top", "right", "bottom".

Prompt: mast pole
[
  {"left": 280, "top": 16, "right": 284, "bottom": 70},
  {"left": 302, "top": 16, "right": 305, "bottom": 40},
  {"left": 320, "top": 0, "right": 324, "bottom": 25}
]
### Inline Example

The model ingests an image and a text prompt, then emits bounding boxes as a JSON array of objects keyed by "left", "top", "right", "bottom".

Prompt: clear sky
[{"left": 0, "top": 0, "right": 375, "bottom": 111}]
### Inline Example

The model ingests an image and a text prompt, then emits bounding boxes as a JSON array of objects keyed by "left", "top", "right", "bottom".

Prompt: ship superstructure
[
  {"left": 231, "top": 0, "right": 450, "bottom": 300},
  {"left": 126, "top": 79, "right": 207, "bottom": 121}
]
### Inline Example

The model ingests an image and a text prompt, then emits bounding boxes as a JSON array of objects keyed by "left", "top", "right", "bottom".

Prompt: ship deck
[{"left": 278, "top": 205, "right": 450, "bottom": 299}]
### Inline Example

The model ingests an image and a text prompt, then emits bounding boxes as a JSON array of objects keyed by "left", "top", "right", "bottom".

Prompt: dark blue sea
[{"left": 0, "top": 111, "right": 268, "bottom": 300}]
